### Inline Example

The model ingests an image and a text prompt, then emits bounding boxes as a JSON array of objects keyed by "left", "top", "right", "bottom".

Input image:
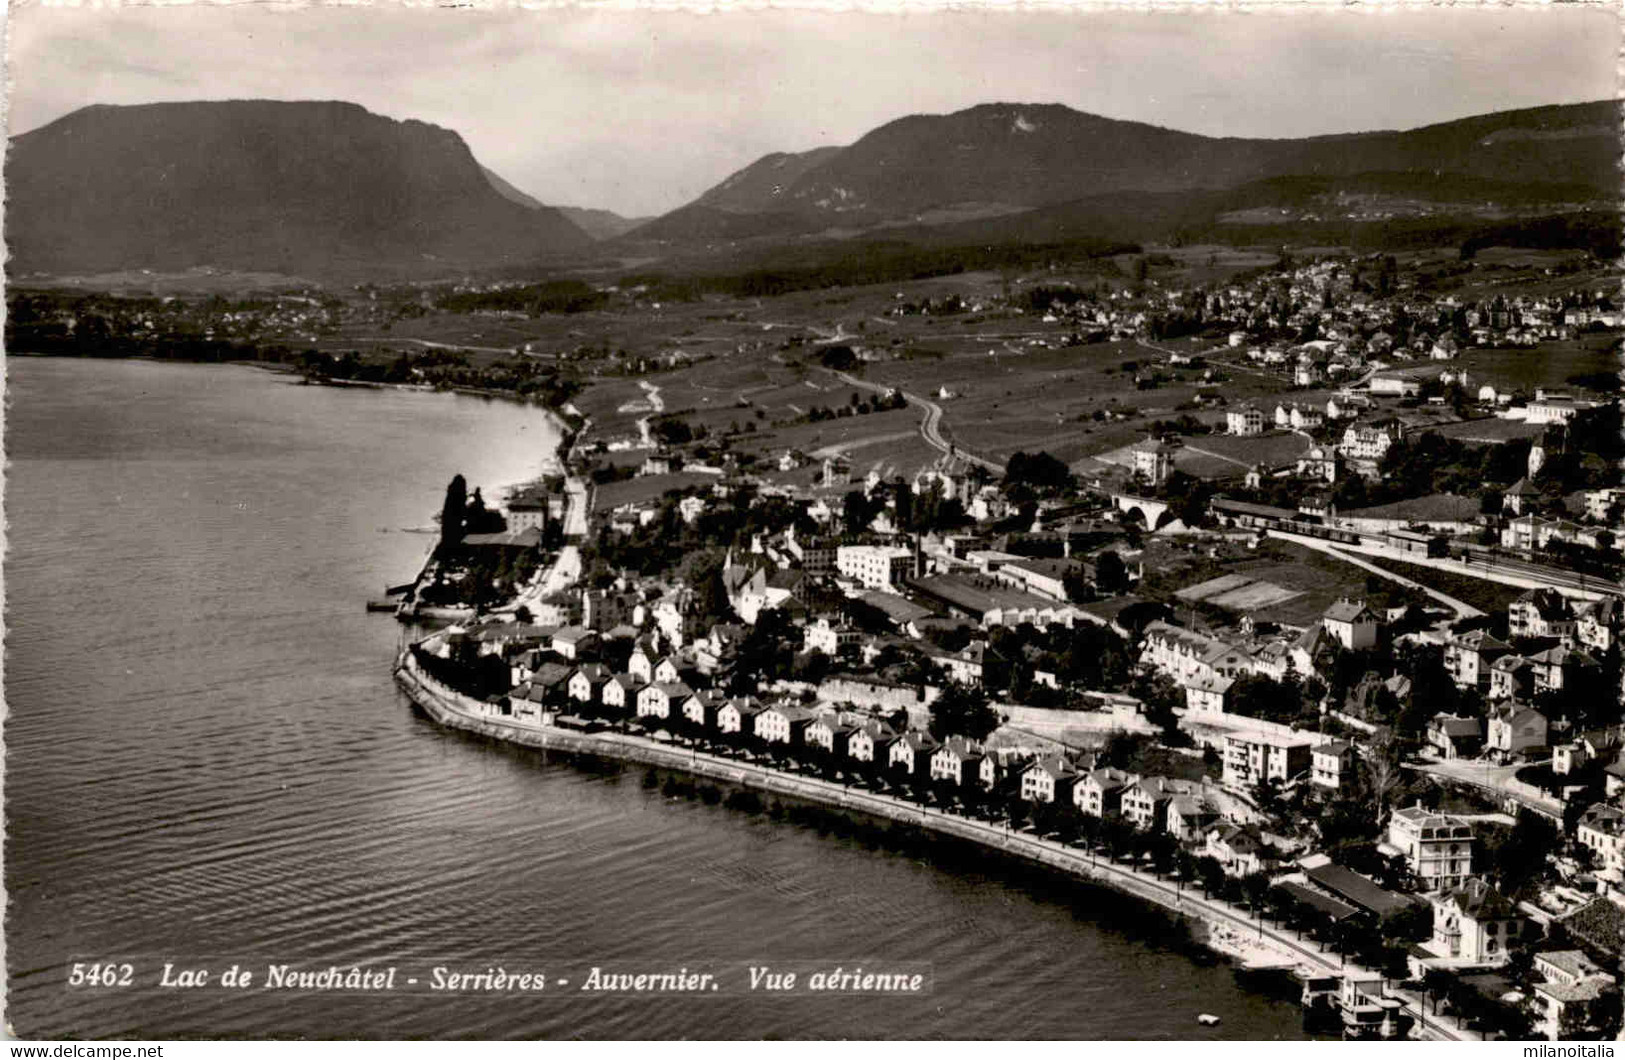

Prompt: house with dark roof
[
  {"left": 677, "top": 688, "right": 720, "bottom": 730},
  {"left": 1289, "top": 622, "right": 1335, "bottom": 675},
  {"left": 508, "top": 647, "right": 545, "bottom": 687},
  {"left": 1322, "top": 598, "right": 1380, "bottom": 651},
  {"left": 929, "top": 641, "right": 1008, "bottom": 689},
  {"left": 602, "top": 673, "right": 645, "bottom": 715},
  {"left": 1385, "top": 805, "right": 1476, "bottom": 892},
  {"left": 1576, "top": 804, "right": 1625, "bottom": 878},
  {"left": 530, "top": 662, "right": 574, "bottom": 698},
  {"left": 756, "top": 703, "right": 816, "bottom": 746},
  {"left": 1205, "top": 824, "right": 1282, "bottom": 877},
  {"left": 1311, "top": 740, "right": 1357, "bottom": 790},
  {"left": 1486, "top": 704, "right": 1548, "bottom": 760},
  {"left": 889, "top": 731, "right": 940, "bottom": 777},
  {"left": 1503, "top": 477, "right": 1539, "bottom": 516},
  {"left": 506, "top": 680, "right": 558, "bottom": 725},
  {"left": 1578, "top": 597, "right": 1623, "bottom": 654},
  {"left": 627, "top": 640, "right": 660, "bottom": 683},
  {"left": 550, "top": 625, "right": 598, "bottom": 661},
  {"left": 1182, "top": 673, "right": 1233, "bottom": 716},
  {"left": 1167, "top": 793, "right": 1220, "bottom": 842},
  {"left": 805, "top": 714, "right": 857, "bottom": 757},
  {"left": 1556, "top": 728, "right": 1621, "bottom": 777},
  {"left": 654, "top": 656, "right": 703, "bottom": 687},
  {"left": 636, "top": 681, "right": 693, "bottom": 721},
  {"left": 929, "top": 738, "right": 984, "bottom": 786},
  {"left": 1530, "top": 950, "right": 1619, "bottom": 1040},
  {"left": 1422, "top": 880, "right": 1525, "bottom": 965},
  {"left": 717, "top": 698, "right": 765, "bottom": 737},
  {"left": 1427, "top": 712, "right": 1483, "bottom": 762},
  {"left": 980, "top": 746, "right": 1033, "bottom": 790},
  {"left": 567, "top": 662, "right": 612, "bottom": 705},
  {"left": 1509, "top": 587, "right": 1575, "bottom": 641},
  {"left": 1020, "top": 755, "right": 1079, "bottom": 804},
  {"left": 1489, "top": 653, "right": 1535, "bottom": 702},
  {"left": 1074, "top": 767, "right": 1135, "bottom": 818},
  {"left": 847, "top": 719, "right": 898, "bottom": 764},
  {"left": 1445, "top": 629, "right": 1514, "bottom": 691},
  {"left": 1528, "top": 644, "right": 1601, "bottom": 697},
  {"left": 1122, "top": 776, "right": 1202, "bottom": 832}
]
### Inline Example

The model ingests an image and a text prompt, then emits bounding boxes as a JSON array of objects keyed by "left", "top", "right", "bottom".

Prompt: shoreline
[
  {"left": 392, "top": 649, "right": 1460, "bottom": 1040},
  {"left": 233, "top": 357, "right": 577, "bottom": 506},
  {"left": 16, "top": 353, "right": 579, "bottom": 461}
]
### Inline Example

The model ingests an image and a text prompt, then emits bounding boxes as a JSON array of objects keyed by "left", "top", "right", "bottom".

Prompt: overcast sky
[{"left": 8, "top": 3, "right": 1617, "bottom": 217}]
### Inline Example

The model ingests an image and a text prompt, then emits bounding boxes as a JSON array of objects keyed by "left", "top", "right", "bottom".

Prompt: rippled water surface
[{"left": 7, "top": 358, "right": 1316, "bottom": 1039}]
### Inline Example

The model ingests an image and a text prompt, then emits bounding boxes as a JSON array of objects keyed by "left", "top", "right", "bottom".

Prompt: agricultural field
[
  {"left": 553, "top": 284, "right": 1251, "bottom": 474},
  {"left": 1431, "top": 417, "right": 1546, "bottom": 445},
  {"left": 591, "top": 471, "right": 719, "bottom": 512},
  {"left": 1176, "top": 573, "right": 1305, "bottom": 614},
  {"left": 1145, "top": 245, "right": 1283, "bottom": 289},
  {"left": 1453, "top": 334, "right": 1621, "bottom": 396},
  {"left": 1342, "top": 492, "right": 1484, "bottom": 524},
  {"left": 1176, "top": 431, "right": 1317, "bottom": 473},
  {"left": 1433, "top": 249, "right": 1616, "bottom": 300},
  {"left": 1357, "top": 554, "right": 1527, "bottom": 615},
  {"left": 854, "top": 336, "right": 1301, "bottom": 468},
  {"left": 1145, "top": 538, "right": 1421, "bottom": 628}
]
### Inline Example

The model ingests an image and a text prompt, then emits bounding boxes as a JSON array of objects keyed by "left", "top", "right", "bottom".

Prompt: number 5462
[{"left": 68, "top": 962, "right": 134, "bottom": 987}]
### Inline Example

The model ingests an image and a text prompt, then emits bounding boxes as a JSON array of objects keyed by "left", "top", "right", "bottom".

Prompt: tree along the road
[
  {"left": 463, "top": 487, "right": 506, "bottom": 535},
  {"left": 1004, "top": 451, "right": 1073, "bottom": 494},
  {"left": 439, "top": 473, "right": 467, "bottom": 552},
  {"left": 1095, "top": 550, "right": 1130, "bottom": 595},
  {"left": 928, "top": 682, "right": 1000, "bottom": 742}
]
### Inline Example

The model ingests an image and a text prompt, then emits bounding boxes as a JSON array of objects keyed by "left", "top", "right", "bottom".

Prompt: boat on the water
[{"left": 1197, "top": 1014, "right": 1221, "bottom": 1026}]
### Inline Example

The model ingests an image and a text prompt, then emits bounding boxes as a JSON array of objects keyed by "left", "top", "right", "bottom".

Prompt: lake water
[{"left": 5, "top": 357, "right": 1317, "bottom": 1039}]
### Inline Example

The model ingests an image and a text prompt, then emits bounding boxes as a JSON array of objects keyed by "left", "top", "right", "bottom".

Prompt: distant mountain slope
[
  {"left": 692, "top": 146, "right": 846, "bottom": 213},
  {"left": 555, "top": 207, "right": 651, "bottom": 241},
  {"left": 8, "top": 101, "right": 594, "bottom": 277},
  {"left": 621, "top": 203, "right": 836, "bottom": 244},
  {"left": 477, "top": 167, "right": 647, "bottom": 240},
  {"left": 643, "top": 100, "right": 1621, "bottom": 243},
  {"left": 480, "top": 164, "right": 549, "bottom": 210}
]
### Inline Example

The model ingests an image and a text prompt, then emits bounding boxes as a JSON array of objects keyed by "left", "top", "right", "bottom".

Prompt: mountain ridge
[
  {"left": 633, "top": 99, "right": 1621, "bottom": 245},
  {"left": 7, "top": 100, "right": 594, "bottom": 278},
  {"left": 8, "top": 97, "right": 1617, "bottom": 278}
]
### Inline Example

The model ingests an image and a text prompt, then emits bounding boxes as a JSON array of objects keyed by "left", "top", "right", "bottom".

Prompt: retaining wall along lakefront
[{"left": 390, "top": 650, "right": 1463, "bottom": 1039}]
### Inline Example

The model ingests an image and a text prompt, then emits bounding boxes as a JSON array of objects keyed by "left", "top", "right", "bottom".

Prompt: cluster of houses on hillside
[
  {"left": 424, "top": 291, "right": 1625, "bottom": 1039},
  {"left": 995, "top": 248, "right": 1614, "bottom": 359},
  {"left": 423, "top": 568, "right": 1625, "bottom": 1041},
  {"left": 1138, "top": 597, "right": 1383, "bottom": 719}
]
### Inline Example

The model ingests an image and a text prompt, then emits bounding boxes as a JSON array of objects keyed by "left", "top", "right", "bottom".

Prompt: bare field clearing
[
  {"left": 1146, "top": 539, "right": 1416, "bottom": 628},
  {"left": 1453, "top": 335, "right": 1621, "bottom": 395},
  {"left": 1190, "top": 431, "right": 1317, "bottom": 467},
  {"left": 592, "top": 471, "right": 719, "bottom": 511}
]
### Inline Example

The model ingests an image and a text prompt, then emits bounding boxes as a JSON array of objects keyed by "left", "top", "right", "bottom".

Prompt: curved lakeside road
[{"left": 393, "top": 652, "right": 1473, "bottom": 1041}]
